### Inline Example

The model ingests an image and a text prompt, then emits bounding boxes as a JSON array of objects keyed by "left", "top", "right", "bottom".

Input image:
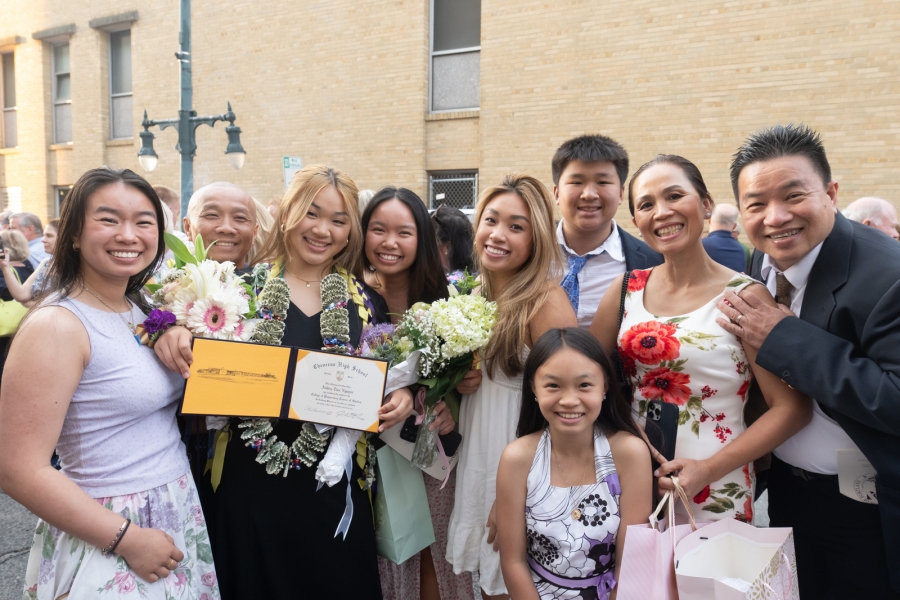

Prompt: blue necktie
[{"left": 561, "top": 254, "right": 588, "bottom": 312}]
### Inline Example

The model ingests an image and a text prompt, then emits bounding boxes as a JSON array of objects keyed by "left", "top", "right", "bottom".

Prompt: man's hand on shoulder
[{"left": 716, "top": 286, "right": 794, "bottom": 349}]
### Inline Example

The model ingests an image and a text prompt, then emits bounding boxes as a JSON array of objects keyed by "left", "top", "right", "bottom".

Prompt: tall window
[
  {"left": 52, "top": 43, "right": 72, "bottom": 143},
  {"left": 430, "top": 0, "right": 481, "bottom": 112},
  {"left": 2, "top": 53, "right": 16, "bottom": 148},
  {"left": 109, "top": 30, "right": 132, "bottom": 139}
]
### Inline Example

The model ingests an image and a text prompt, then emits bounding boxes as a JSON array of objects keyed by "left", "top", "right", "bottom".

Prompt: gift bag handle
[
  {"left": 648, "top": 476, "right": 698, "bottom": 533},
  {"left": 761, "top": 552, "right": 793, "bottom": 600}
]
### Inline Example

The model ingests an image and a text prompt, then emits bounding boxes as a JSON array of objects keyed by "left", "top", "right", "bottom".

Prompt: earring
[
  {"left": 705, "top": 212, "right": 711, "bottom": 218},
  {"left": 73, "top": 243, "right": 79, "bottom": 250},
  {"left": 603, "top": 393, "right": 607, "bottom": 400}
]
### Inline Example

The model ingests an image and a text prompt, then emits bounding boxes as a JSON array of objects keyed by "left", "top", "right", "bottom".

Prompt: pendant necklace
[
  {"left": 286, "top": 268, "right": 321, "bottom": 288},
  {"left": 82, "top": 285, "right": 141, "bottom": 345},
  {"left": 552, "top": 444, "right": 591, "bottom": 521}
]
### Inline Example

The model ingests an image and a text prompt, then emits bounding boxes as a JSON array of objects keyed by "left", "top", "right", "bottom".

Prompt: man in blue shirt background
[{"left": 702, "top": 204, "right": 747, "bottom": 272}]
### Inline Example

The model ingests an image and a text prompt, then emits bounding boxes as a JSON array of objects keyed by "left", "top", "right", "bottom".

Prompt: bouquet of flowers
[
  {"left": 139, "top": 233, "right": 258, "bottom": 344},
  {"left": 360, "top": 273, "right": 497, "bottom": 468}
]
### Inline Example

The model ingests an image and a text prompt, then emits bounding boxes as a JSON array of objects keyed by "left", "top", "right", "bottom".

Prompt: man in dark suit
[
  {"left": 702, "top": 204, "right": 747, "bottom": 272},
  {"left": 552, "top": 134, "right": 663, "bottom": 329},
  {"left": 717, "top": 124, "right": 900, "bottom": 599}
]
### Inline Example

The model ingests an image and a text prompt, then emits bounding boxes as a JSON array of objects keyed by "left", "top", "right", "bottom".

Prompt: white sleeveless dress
[
  {"left": 618, "top": 269, "right": 757, "bottom": 522},
  {"left": 446, "top": 350, "right": 528, "bottom": 595},
  {"left": 526, "top": 428, "right": 621, "bottom": 600}
]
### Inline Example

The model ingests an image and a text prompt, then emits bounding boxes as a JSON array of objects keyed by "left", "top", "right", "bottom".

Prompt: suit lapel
[
  {"left": 619, "top": 225, "right": 643, "bottom": 271},
  {"left": 798, "top": 213, "right": 853, "bottom": 330}
]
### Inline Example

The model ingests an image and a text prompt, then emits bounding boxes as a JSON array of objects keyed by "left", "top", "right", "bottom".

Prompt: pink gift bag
[
  {"left": 616, "top": 478, "right": 710, "bottom": 600},
  {"left": 675, "top": 519, "right": 799, "bottom": 599}
]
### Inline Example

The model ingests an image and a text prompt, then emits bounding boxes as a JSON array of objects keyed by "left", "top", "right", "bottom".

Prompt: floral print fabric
[
  {"left": 525, "top": 428, "right": 621, "bottom": 600},
  {"left": 618, "top": 268, "right": 756, "bottom": 522},
  {"left": 22, "top": 473, "right": 219, "bottom": 600}
]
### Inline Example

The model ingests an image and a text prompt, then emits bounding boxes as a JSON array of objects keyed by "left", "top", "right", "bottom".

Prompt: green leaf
[
  {"left": 717, "top": 497, "right": 735, "bottom": 510},
  {"left": 687, "top": 396, "right": 702, "bottom": 411},
  {"left": 145, "top": 283, "right": 163, "bottom": 293},
  {"left": 678, "top": 409, "right": 691, "bottom": 425},
  {"left": 165, "top": 231, "right": 198, "bottom": 265},
  {"left": 41, "top": 527, "right": 55, "bottom": 559},
  {"left": 194, "top": 234, "right": 207, "bottom": 262},
  {"left": 726, "top": 277, "right": 752, "bottom": 287},
  {"left": 702, "top": 504, "right": 728, "bottom": 514},
  {"left": 691, "top": 420, "right": 700, "bottom": 437},
  {"left": 638, "top": 400, "right": 648, "bottom": 417},
  {"left": 665, "top": 316, "right": 689, "bottom": 325},
  {"left": 196, "top": 541, "right": 214, "bottom": 564}
]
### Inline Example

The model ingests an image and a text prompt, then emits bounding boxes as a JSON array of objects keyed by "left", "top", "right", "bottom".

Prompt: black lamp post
[{"left": 137, "top": 0, "right": 245, "bottom": 218}]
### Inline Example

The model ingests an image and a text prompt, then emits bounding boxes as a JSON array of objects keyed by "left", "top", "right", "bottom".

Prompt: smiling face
[
  {"left": 365, "top": 199, "right": 418, "bottom": 276},
  {"left": 286, "top": 184, "right": 351, "bottom": 269},
  {"left": 74, "top": 182, "right": 159, "bottom": 284},
  {"left": 737, "top": 155, "right": 838, "bottom": 271},
  {"left": 554, "top": 159, "right": 623, "bottom": 236},
  {"left": 532, "top": 346, "right": 606, "bottom": 433},
  {"left": 474, "top": 192, "right": 534, "bottom": 279},
  {"left": 185, "top": 186, "right": 258, "bottom": 267},
  {"left": 631, "top": 162, "right": 712, "bottom": 256}
]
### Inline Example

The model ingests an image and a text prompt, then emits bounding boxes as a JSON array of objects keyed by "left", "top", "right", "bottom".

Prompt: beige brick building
[{"left": 1, "top": 0, "right": 898, "bottom": 233}]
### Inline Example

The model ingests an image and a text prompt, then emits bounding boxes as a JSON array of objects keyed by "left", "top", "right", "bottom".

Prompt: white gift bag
[{"left": 675, "top": 518, "right": 799, "bottom": 599}]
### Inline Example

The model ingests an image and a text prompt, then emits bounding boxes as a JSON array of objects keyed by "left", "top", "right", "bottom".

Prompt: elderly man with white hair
[
  {"left": 843, "top": 196, "right": 899, "bottom": 241},
  {"left": 183, "top": 182, "right": 259, "bottom": 268},
  {"left": 702, "top": 203, "right": 747, "bottom": 272}
]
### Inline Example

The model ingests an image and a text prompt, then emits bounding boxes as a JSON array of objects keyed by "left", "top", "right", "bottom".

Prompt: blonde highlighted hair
[
  {"left": 476, "top": 174, "right": 563, "bottom": 379},
  {"left": 253, "top": 165, "right": 361, "bottom": 271}
]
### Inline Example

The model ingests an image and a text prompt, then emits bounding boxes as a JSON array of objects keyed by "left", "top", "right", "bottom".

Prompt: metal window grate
[{"left": 429, "top": 171, "right": 478, "bottom": 209}]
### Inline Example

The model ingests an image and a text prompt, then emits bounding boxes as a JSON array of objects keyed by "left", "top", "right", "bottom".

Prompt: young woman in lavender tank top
[{"left": 0, "top": 167, "right": 218, "bottom": 599}]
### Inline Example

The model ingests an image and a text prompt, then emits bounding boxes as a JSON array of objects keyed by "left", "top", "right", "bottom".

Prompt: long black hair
[
  {"left": 360, "top": 187, "right": 448, "bottom": 306},
  {"left": 517, "top": 328, "right": 644, "bottom": 440},
  {"left": 41, "top": 167, "right": 166, "bottom": 302},
  {"left": 431, "top": 204, "right": 475, "bottom": 274}
]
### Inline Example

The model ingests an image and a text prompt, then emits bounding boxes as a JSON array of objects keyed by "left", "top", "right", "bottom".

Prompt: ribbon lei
[{"left": 414, "top": 388, "right": 452, "bottom": 489}]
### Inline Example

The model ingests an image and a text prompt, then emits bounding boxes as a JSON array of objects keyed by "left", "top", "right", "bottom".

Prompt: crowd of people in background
[{"left": 0, "top": 122, "right": 898, "bottom": 600}]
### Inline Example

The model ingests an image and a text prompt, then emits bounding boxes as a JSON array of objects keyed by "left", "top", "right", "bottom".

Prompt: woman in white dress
[{"left": 446, "top": 174, "right": 576, "bottom": 599}]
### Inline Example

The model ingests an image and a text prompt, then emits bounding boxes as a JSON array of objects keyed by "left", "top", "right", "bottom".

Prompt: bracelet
[{"left": 101, "top": 518, "right": 131, "bottom": 556}]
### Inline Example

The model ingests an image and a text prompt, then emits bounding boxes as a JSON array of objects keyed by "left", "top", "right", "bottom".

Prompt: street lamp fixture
[
  {"left": 137, "top": 0, "right": 247, "bottom": 217},
  {"left": 137, "top": 120, "right": 158, "bottom": 172}
]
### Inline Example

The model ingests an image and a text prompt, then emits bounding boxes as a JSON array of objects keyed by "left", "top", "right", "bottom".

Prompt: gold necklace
[
  {"left": 82, "top": 285, "right": 141, "bottom": 345},
  {"left": 552, "top": 444, "right": 591, "bottom": 521},
  {"left": 285, "top": 268, "right": 321, "bottom": 288}
]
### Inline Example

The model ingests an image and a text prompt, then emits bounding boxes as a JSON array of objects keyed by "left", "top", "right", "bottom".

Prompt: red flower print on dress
[
  {"left": 620, "top": 321, "right": 681, "bottom": 365},
  {"left": 693, "top": 485, "right": 711, "bottom": 504},
  {"left": 714, "top": 424, "right": 733, "bottom": 443},
  {"left": 618, "top": 349, "right": 637, "bottom": 379},
  {"left": 628, "top": 269, "right": 650, "bottom": 292},
  {"left": 701, "top": 385, "right": 717, "bottom": 400},
  {"left": 737, "top": 380, "right": 750, "bottom": 403},
  {"left": 639, "top": 367, "right": 692, "bottom": 405}
]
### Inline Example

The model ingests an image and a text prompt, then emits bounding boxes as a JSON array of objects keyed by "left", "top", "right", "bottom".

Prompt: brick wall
[{"left": 0, "top": 0, "right": 897, "bottom": 233}]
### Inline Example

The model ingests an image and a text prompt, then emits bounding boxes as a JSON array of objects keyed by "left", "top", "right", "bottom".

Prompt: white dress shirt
[
  {"left": 557, "top": 220, "right": 626, "bottom": 330},
  {"left": 762, "top": 243, "right": 861, "bottom": 474}
]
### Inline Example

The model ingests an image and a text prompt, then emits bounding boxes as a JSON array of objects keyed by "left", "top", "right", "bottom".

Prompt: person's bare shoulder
[
  {"left": 500, "top": 432, "right": 542, "bottom": 470},
  {"left": 607, "top": 430, "right": 651, "bottom": 471}
]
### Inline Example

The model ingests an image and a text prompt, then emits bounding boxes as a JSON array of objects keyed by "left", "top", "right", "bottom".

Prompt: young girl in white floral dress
[
  {"left": 0, "top": 168, "right": 219, "bottom": 600},
  {"left": 497, "top": 328, "right": 652, "bottom": 600},
  {"left": 590, "top": 155, "right": 812, "bottom": 522}
]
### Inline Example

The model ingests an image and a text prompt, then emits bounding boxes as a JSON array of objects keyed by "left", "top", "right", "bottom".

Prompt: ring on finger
[
  {"left": 169, "top": 559, "right": 177, "bottom": 570},
  {"left": 736, "top": 314, "right": 744, "bottom": 325}
]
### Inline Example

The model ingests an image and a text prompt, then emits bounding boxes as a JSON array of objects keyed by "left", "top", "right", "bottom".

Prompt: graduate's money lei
[{"left": 238, "top": 267, "right": 351, "bottom": 477}]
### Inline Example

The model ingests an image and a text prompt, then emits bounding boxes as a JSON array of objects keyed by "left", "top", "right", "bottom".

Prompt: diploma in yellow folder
[{"left": 181, "top": 338, "right": 388, "bottom": 432}]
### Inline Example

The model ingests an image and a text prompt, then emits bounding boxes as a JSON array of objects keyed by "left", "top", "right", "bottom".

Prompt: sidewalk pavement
[{"left": 0, "top": 490, "right": 33, "bottom": 600}]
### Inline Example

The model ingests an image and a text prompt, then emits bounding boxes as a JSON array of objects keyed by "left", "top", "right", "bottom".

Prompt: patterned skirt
[{"left": 22, "top": 473, "right": 219, "bottom": 600}]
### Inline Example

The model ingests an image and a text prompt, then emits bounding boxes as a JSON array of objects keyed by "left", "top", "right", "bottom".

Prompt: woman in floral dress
[
  {"left": 590, "top": 155, "right": 812, "bottom": 521},
  {"left": 0, "top": 167, "right": 218, "bottom": 600}
]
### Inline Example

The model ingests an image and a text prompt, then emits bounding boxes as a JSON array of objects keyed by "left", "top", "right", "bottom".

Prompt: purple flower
[
  {"left": 143, "top": 309, "right": 176, "bottom": 334},
  {"left": 360, "top": 323, "right": 396, "bottom": 348}
]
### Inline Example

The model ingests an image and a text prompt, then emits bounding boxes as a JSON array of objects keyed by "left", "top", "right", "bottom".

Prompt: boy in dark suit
[{"left": 552, "top": 135, "right": 662, "bottom": 329}]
